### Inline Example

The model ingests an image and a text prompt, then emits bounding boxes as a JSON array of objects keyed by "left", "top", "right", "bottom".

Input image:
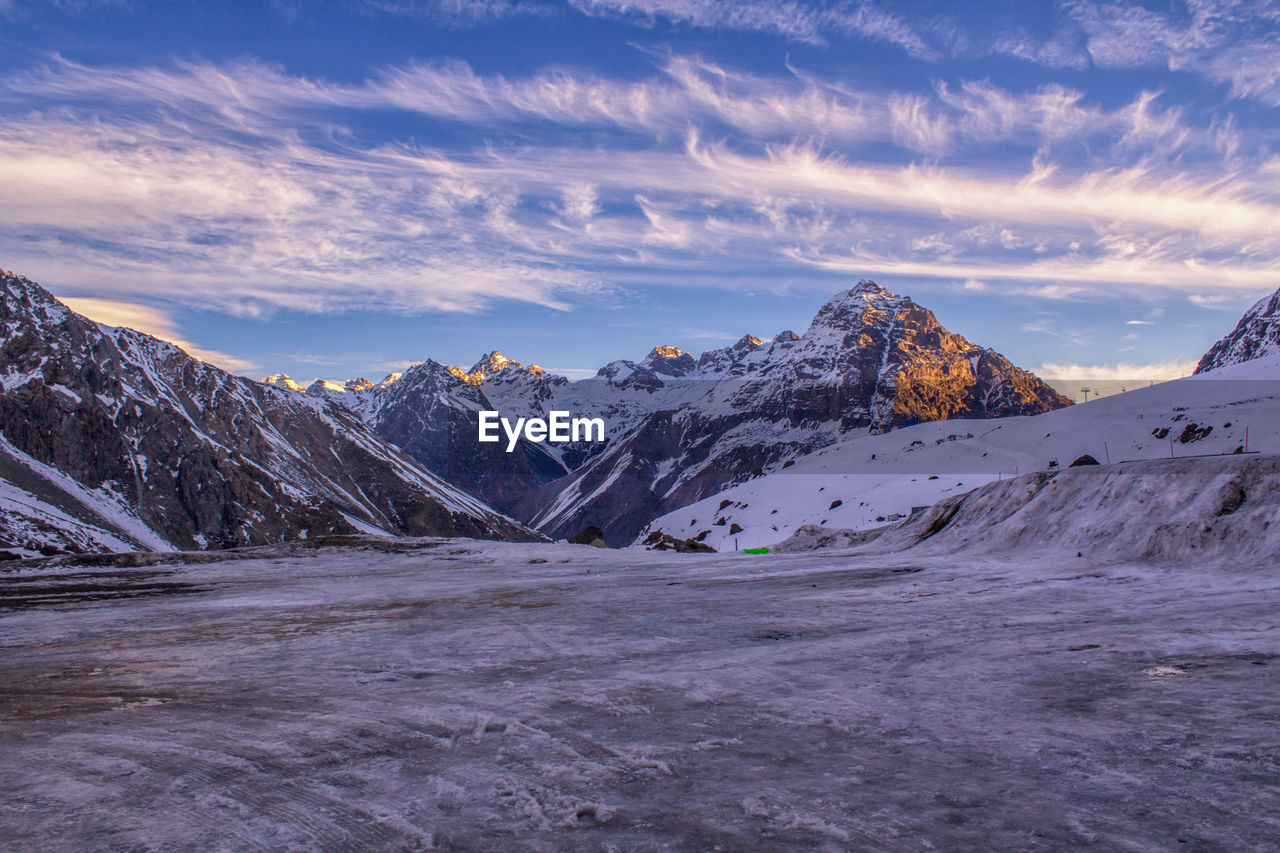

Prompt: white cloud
[
  {"left": 560, "top": 182, "right": 600, "bottom": 223},
  {"left": 364, "top": 0, "right": 553, "bottom": 24},
  {"left": 795, "top": 247, "right": 1280, "bottom": 295},
  {"left": 543, "top": 366, "right": 599, "bottom": 379},
  {"left": 888, "top": 92, "right": 950, "bottom": 154},
  {"left": 1035, "top": 359, "right": 1199, "bottom": 380},
  {"left": 1020, "top": 320, "right": 1059, "bottom": 336}
]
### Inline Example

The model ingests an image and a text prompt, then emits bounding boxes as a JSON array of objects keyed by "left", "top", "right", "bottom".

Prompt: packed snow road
[{"left": 1, "top": 538, "right": 1278, "bottom": 850}]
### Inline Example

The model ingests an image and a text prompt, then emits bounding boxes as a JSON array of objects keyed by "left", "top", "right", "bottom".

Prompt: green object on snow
[{"left": 742, "top": 547, "right": 770, "bottom": 554}]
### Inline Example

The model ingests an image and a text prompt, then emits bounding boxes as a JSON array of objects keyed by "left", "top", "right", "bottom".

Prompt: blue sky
[{"left": 1, "top": 0, "right": 1277, "bottom": 381}]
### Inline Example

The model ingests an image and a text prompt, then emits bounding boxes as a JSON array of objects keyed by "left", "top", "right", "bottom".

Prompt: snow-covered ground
[
  {"left": 644, "top": 356, "right": 1280, "bottom": 550},
  {"left": 3, "top": 522, "right": 1279, "bottom": 849}
]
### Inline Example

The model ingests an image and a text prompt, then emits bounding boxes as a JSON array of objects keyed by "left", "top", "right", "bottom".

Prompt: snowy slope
[
  {"left": 776, "top": 453, "right": 1280, "bottom": 570},
  {"left": 0, "top": 434, "right": 173, "bottom": 557},
  {"left": 642, "top": 356, "right": 1280, "bottom": 550}
]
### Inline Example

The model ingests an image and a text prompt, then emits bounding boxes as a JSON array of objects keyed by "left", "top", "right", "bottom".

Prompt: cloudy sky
[{"left": 1, "top": 0, "right": 1277, "bottom": 381}]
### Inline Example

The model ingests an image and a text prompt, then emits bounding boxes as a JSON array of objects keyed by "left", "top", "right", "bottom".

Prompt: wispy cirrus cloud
[
  {"left": 564, "top": 0, "right": 1280, "bottom": 108},
  {"left": 1060, "top": 0, "right": 1280, "bottom": 105},
  {"left": 362, "top": 0, "right": 555, "bottom": 25},
  {"left": 567, "top": 0, "right": 939, "bottom": 55},
  {"left": 0, "top": 51, "right": 1276, "bottom": 324},
  {"left": 3, "top": 53, "right": 1241, "bottom": 160}
]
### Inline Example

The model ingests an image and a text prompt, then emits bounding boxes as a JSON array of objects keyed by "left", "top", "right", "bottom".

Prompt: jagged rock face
[
  {"left": 0, "top": 270, "right": 540, "bottom": 553},
  {"left": 696, "top": 334, "right": 766, "bottom": 375},
  {"left": 1196, "top": 287, "right": 1280, "bottom": 373},
  {"left": 362, "top": 359, "right": 569, "bottom": 513},
  {"left": 645, "top": 346, "right": 697, "bottom": 377}
]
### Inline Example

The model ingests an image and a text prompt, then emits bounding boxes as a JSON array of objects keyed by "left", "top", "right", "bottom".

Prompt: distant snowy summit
[
  {"left": 449, "top": 351, "right": 547, "bottom": 385},
  {"left": 1197, "top": 286, "right": 1280, "bottom": 373}
]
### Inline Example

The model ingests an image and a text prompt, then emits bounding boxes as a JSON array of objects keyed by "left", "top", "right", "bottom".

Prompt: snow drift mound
[{"left": 776, "top": 455, "right": 1280, "bottom": 566}]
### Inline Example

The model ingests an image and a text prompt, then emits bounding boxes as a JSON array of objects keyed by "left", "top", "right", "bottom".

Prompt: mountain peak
[
  {"left": 447, "top": 351, "right": 522, "bottom": 385},
  {"left": 468, "top": 350, "right": 514, "bottom": 375},
  {"left": 300, "top": 377, "right": 376, "bottom": 397},
  {"left": 263, "top": 373, "right": 306, "bottom": 393},
  {"left": 640, "top": 345, "right": 697, "bottom": 378},
  {"left": 827, "top": 279, "right": 904, "bottom": 308},
  {"left": 446, "top": 351, "right": 556, "bottom": 385},
  {"left": 1196, "top": 286, "right": 1280, "bottom": 373},
  {"left": 809, "top": 279, "right": 914, "bottom": 335},
  {"left": 646, "top": 345, "right": 688, "bottom": 361},
  {"left": 1, "top": 268, "right": 71, "bottom": 328}
]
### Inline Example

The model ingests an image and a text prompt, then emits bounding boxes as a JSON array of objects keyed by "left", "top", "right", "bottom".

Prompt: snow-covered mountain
[
  {"left": 276, "top": 281, "right": 1068, "bottom": 544},
  {"left": 358, "top": 358, "right": 569, "bottom": 513},
  {"left": 1197, "top": 285, "right": 1280, "bottom": 373},
  {"left": 522, "top": 281, "right": 1071, "bottom": 544},
  {"left": 0, "top": 269, "right": 540, "bottom": 557}
]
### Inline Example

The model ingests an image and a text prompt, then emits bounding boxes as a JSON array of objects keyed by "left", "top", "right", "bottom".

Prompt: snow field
[{"left": 3, "top": 529, "right": 1280, "bottom": 849}]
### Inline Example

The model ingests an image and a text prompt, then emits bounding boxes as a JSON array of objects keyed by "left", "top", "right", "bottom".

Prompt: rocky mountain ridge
[
  {"left": 0, "top": 270, "right": 540, "bottom": 557},
  {"left": 274, "top": 280, "right": 1072, "bottom": 544},
  {"left": 521, "top": 281, "right": 1073, "bottom": 543}
]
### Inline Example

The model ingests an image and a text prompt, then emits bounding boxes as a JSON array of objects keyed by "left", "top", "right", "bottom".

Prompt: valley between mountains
[
  {"left": 3, "top": 267, "right": 1278, "bottom": 556},
  {"left": 264, "top": 278, "right": 1072, "bottom": 547}
]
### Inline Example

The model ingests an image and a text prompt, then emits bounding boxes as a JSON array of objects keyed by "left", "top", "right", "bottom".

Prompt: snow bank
[
  {"left": 648, "top": 361, "right": 1280, "bottom": 551},
  {"left": 777, "top": 454, "right": 1280, "bottom": 566}
]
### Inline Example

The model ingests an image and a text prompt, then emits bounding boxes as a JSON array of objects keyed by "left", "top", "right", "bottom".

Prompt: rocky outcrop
[{"left": 641, "top": 529, "right": 716, "bottom": 552}]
